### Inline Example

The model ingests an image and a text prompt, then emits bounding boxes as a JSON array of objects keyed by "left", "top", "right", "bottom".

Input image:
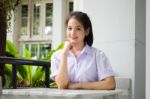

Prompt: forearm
[
  {"left": 55, "top": 53, "right": 69, "bottom": 89},
  {"left": 68, "top": 76, "right": 116, "bottom": 90},
  {"left": 80, "top": 80, "right": 115, "bottom": 90}
]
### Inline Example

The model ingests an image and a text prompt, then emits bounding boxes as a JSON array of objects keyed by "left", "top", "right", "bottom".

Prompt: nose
[{"left": 70, "top": 29, "right": 76, "bottom": 35}]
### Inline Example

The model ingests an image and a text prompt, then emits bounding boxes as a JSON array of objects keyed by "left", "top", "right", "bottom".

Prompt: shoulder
[
  {"left": 51, "top": 49, "right": 63, "bottom": 59},
  {"left": 88, "top": 46, "right": 108, "bottom": 60},
  {"left": 90, "top": 46, "right": 104, "bottom": 55}
]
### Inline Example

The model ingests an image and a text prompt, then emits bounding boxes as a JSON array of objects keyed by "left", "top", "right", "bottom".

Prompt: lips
[{"left": 71, "top": 37, "right": 78, "bottom": 40}]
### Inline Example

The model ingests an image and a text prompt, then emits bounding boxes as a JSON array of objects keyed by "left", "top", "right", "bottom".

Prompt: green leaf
[
  {"left": 32, "top": 67, "right": 45, "bottom": 86},
  {"left": 6, "top": 40, "right": 20, "bottom": 57},
  {"left": 42, "top": 43, "right": 64, "bottom": 61},
  {"left": 22, "top": 49, "right": 33, "bottom": 84},
  {"left": 5, "top": 40, "right": 64, "bottom": 88},
  {"left": 17, "top": 65, "right": 28, "bottom": 79}
]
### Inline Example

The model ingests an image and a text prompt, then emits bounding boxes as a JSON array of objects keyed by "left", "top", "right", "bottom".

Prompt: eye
[
  {"left": 76, "top": 28, "right": 81, "bottom": 31},
  {"left": 67, "top": 27, "right": 72, "bottom": 31}
]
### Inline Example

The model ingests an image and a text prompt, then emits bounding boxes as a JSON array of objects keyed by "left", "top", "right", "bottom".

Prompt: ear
[{"left": 86, "top": 28, "right": 90, "bottom": 36}]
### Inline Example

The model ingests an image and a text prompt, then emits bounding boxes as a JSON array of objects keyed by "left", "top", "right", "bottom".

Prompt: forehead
[{"left": 67, "top": 18, "right": 83, "bottom": 27}]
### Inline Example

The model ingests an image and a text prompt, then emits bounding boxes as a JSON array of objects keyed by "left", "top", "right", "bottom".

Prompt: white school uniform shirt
[{"left": 50, "top": 44, "right": 114, "bottom": 83}]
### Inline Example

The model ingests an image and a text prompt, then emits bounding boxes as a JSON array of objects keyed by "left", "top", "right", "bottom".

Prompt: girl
[{"left": 50, "top": 11, "right": 116, "bottom": 90}]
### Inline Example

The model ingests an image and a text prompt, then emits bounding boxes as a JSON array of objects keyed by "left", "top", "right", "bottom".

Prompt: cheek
[
  {"left": 81, "top": 35, "right": 86, "bottom": 40},
  {"left": 66, "top": 32, "right": 70, "bottom": 38}
]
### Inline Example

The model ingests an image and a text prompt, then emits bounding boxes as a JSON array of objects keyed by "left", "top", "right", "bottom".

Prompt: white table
[{"left": 1, "top": 88, "right": 123, "bottom": 99}]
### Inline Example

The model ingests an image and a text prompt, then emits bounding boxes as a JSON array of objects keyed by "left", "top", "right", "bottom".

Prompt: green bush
[{"left": 4, "top": 40, "right": 63, "bottom": 88}]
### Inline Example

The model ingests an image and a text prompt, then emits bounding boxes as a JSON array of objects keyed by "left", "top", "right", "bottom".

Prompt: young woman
[{"left": 50, "top": 11, "right": 116, "bottom": 90}]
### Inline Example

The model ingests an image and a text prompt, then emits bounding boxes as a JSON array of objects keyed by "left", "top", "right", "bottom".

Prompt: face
[{"left": 66, "top": 18, "right": 86, "bottom": 45}]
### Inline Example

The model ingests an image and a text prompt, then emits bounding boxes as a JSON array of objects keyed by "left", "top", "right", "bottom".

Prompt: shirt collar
[
  {"left": 68, "top": 44, "right": 92, "bottom": 56},
  {"left": 82, "top": 44, "right": 92, "bottom": 55}
]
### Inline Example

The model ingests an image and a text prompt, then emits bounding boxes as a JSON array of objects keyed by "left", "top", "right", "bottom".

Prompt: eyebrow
[{"left": 67, "top": 25, "right": 82, "bottom": 28}]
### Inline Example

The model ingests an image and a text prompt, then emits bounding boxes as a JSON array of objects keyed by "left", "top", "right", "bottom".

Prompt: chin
[
  {"left": 70, "top": 40, "right": 77, "bottom": 43},
  {"left": 70, "top": 41, "right": 78, "bottom": 44}
]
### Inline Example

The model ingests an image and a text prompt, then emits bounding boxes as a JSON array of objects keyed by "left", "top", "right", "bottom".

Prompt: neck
[{"left": 71, "top": 42, "right": 85, "bottom": 51}]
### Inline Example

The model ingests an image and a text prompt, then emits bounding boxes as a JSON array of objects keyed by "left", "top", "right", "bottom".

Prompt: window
[
  {"left": 20, "top": 0, "right": 53, "bottom": 38},
  {"left": 45, "top": 3, "right": 53, "bottom": 35},
  {"left": 18, "top": 0, "right": 73, "bottom": 60},
  {"left": 69, "top": 1, "right": 73, "bottom": 13},
  {"left": 21, "top": 43, "right": 51, "bottom": 60},
  {"left": 33, "top": 3, "right": 41, "bottom": 35},
  {"left": 21, "top": 5, "right": 28, "bottom": 35},
  {"left": 19, "top": 0, "right": 53, "bottom": 59}
]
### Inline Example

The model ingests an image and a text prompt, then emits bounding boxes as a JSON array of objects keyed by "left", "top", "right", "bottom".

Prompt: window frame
[
  {"left": 15, "top": 0, "right": 74, "bottom": 59},
  {"left": 19, "top": 0, "right": 53, "bottom": 42}
]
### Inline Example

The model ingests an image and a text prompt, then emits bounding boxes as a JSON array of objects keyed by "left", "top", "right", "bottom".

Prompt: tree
[{"left": 0, "top": 0, "right": 22, "bottom": 86}]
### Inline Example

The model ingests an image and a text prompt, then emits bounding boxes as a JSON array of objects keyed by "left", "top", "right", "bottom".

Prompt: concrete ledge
[{"left": 1, "top": 88, "right": 123, "bottom": 99}]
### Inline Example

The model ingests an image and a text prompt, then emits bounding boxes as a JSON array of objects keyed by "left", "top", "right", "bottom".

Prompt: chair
[
  {"left": 115, "top": 77, "right": 132, "bottom": 99},
  {"left": 104, "top": 77, "right": 132, "bottom": 99}
]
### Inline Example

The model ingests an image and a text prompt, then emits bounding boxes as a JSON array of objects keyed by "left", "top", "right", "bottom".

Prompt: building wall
[
  {"left": 134, "top": 0, "right": 146, "bottom": 99},
  {"left": 146, "top": 0, "right": 150, "bottom": 99},
  {"left": 73, "top": 0, "right": 145, "bottom": 99},
  {"left": 52, "top": 0, "right": 69, "bottom": 49}
]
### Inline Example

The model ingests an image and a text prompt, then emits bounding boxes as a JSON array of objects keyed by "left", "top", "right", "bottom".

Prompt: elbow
[
  {"left": 57, "top": 83, "right": 68, "bottom": 89},
  {"left": 105, "top": 83, "right": 116, "bottom": 90},
  {"left": 109, "top": 83, "right": 116, "bottom": 90},
  {"left": 56, "top": 80, "right": 69, "bottom": 89},
  {"left": 107, "top": 76, "right": 116, "bottom": 90},
  {"left": 55, "top": 76, "right": 69, "bottom": 89},
  {"left": 104, "top": 78, "right": 116, "bottom": 90},
  {"left": 108, "top": 81, "right": 116, "bottom": 90}
]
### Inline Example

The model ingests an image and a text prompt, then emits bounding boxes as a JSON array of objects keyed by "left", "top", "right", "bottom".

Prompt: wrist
[
  {"left": 79, "top": 83, "right": 82, "bottom": 89},
  {"left": 62, "top": 51, "right": 68, "bottom": 56}
]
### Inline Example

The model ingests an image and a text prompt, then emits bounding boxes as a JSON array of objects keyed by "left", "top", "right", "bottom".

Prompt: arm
[
  {"left": 68, "top": 76, "right": 116, "bottom": 90},
  {"left": 55, "top": 41, "right": 71, "bottom": 89},
  {"left": 55, "top": 53, "right": 68, "bottom": 89}
]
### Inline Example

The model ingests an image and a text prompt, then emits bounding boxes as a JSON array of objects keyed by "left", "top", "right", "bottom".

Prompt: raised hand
[{"left": 63, "top": 40, "right": 72, "bottom": 54}]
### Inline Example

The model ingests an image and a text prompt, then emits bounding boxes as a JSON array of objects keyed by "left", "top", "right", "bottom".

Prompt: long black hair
[{"left": 66, "top": 11, "right": 94, "bottom": 46}]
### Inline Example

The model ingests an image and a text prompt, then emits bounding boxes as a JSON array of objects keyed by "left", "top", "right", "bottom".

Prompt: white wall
[
  {"left": 52, "top": 0, "right": 69, "bottom": 49},
  {"left": 74, "top": 0, "right": 145, "bottom": 99},
  {"left": 146, "top": 0, "right": 150, "bottom": 99}
]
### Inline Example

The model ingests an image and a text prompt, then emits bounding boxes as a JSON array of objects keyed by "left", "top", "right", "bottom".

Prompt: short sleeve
[
  {"left": 50, "top": 52, "right": 60, "bottom": 80},
  {"left": 96, "top": 50, "right": 114, "bottom": 81}
]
